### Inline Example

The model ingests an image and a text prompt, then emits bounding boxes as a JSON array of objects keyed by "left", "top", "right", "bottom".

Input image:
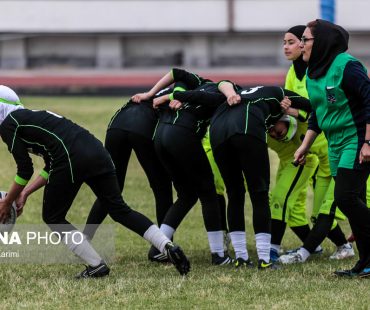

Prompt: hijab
[
  {"left": 279, "top": 115, "right": 297, "bottom": 142},
  {"left": 286, "top": 25, "right": 307, "bottom": 81},
  {"left": 0, "top": 85, "right": 24, "bottom": 125},
  {"left": 307, "top": 19, "right": 349, "bottom": 79}
]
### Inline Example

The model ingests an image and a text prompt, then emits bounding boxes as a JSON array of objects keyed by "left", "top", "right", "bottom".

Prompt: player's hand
[
  {"left": 15, "top": 191, "right": 28, "bottom": 217},
  {"left": 169, "top": 100, "right": 183, "bottom": 110},
  {"left": 153, "top": 95, "right": 170, "bottom": 109},
  {"left": 293, "top": 145, "right": 308, "bottom": 166},
  {"left": 359, "top": 143, "right": 370, "bottom": 164},
  {"left": 227, "top": 94, "right": 241, "bottom": 106},
  {"left": 0, "top": 199, "right": 11, "bottom": 223},
  {"left": 131, "top": 92, "right": 150, "bottom": 103},
  {"left": 280, "top": 96, "right": 291, "bottom": 111}
]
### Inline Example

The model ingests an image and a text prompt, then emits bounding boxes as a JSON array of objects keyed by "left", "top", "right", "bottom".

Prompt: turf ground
[{"left": 0, "top": 97, "right": 368, "bottom": 309}]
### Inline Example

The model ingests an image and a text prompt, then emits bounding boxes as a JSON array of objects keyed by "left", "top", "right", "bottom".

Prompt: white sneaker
[
  {"left": 278, "top": 252, "right": 304, "bottom": 264},
  {"left": 329, "top": 243, "right": 355, "bottom": 260}
]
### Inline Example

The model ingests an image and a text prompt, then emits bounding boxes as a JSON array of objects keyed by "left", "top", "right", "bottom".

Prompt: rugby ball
[{"left": 0, "top": 191, "right": 17, "bottom": 227}]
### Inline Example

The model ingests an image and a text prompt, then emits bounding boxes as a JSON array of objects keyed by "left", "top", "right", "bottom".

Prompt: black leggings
[
  {"left": 155, "top": 123, "right": 222, "bottom": 232},
  {"left": 105, "top": 128, "right": 173, "bottom": 224},
  {"left": 334, "top": 167, "right": 370, "bottom": 260},
  {"left": 82, "top": 129, "right": 173, "bottom": 238},
  {"left": 44, "top": 169, "right": 153, "bottom": 237},
  {"left": 213, "top": 134, "right": 271, "bottom": 234}
]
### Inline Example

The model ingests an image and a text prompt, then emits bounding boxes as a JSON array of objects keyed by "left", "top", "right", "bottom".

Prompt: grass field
[{"left": 0, "top": 97, "right": 369, "bottom": 309}]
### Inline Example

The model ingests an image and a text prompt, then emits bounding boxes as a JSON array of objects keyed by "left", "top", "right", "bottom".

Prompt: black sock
[
  {"left": 271, "top": 219, "right": 287, "bottom": 245},
  {"left": 290, "top": 224, "right": 311, "bottom": 243},
  {"left": 303, "top": 214, "right": 333, "bottom": 253},
  {"left": 326, "top": 224, "right": 347, "bottom": 246}
]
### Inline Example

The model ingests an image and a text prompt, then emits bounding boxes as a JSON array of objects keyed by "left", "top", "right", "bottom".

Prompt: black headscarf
[
  {"left": 307, "top": 19, "right": 349, "bottom": 79},
  {"left": 286, "top": 25, "right": 307, "bottom": 81}
]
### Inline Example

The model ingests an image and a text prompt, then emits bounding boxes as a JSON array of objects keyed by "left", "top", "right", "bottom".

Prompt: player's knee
[{"left": 42, "top": 212, "right": 65, "bottom": 226}]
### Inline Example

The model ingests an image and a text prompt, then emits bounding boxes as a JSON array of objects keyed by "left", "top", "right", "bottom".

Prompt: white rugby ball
[{"left": 0, "top": 191, "right": 17, "bottom": 226}]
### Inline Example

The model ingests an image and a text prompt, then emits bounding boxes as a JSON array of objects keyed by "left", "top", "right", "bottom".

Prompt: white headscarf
[
  {"left": 279, "top": 115, "right": 298, "bottom": 142},
  {"left": 0, "top": 85, "right": 24, "bottom": 125}
]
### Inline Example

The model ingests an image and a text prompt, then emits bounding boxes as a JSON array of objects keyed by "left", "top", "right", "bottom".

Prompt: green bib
[{"left": 306, "top": 53, "right": 364, "bottom": 149}]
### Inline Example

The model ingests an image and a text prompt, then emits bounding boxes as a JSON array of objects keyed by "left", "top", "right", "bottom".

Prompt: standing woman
[
  {"left": 294, "top": 19, "right": 370, "bottom": 277},
  {"left": 270, "top": 25, "right": 352, "bottom": 262},
  {"left": 269, "top": 25, "right": 318, "bottom": 256}
]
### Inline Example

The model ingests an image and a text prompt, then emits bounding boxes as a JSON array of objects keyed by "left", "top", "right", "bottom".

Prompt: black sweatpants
[
  {"left": 213, "top": 134, "right": 271, "bottom": 234},
  {"left": 334, "top": 167, "right": 370, "bottom": 261},
  {"left": 154, "top": 123, "right": 222, "bottom": 232}
]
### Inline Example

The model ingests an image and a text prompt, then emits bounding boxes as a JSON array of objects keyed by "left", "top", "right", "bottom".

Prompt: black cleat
[
  {"left": 211, "top": 253, "right": 234, "bottom": 265},
  {"left": 148, "top": 245, "right": 169, "bottom": 263},
  {"left": 76, "top": 261, "right": 110, "bottom": 279},
  {"left": 234, "top": 257, "right": 254, "bottom": 268},
  {"left": 258, "top": 259, "right": 280, "bottom": 270},
  {"left": 334, "top": 269, "right": 359, "bottom": 278},
  {"left": 358, "top": 266, "right": 370, "bottom": 278},
  {"left": 165, "top": 242, "right": 190, "bottom": 275},
  {"left": 335, "top": 257, "right": 370, "bottom": 278}
]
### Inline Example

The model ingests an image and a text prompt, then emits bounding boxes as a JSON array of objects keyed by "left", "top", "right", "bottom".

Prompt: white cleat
[
  {"left": 278, "top": 252, "right": 304, "bottom": 264},
  {"left": 329, "top": 243, "right": 355, "bottom": 260}
]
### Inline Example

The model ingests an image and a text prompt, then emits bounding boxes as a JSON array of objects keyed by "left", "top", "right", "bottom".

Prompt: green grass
[{"left": 0, "top": 97, "right": 368, "bottom": 310}]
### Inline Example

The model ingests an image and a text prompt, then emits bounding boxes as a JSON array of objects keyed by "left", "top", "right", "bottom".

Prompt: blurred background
[{"left": 0, "top": 0, "right": 369, "bottom": 95}]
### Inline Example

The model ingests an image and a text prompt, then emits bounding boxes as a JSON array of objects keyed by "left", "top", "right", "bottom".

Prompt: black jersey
[
  {"left": 0, "top": 109, "right": 113, "bottom": 184},
  {"left": 108, "top": 87, "right": 173, "bottom": 140},
  {"left": 158, "top": 69, "right": 226, "bottom": 137},
  {"left": 210, "top": 86, "right": 311, "bottom": 149}
]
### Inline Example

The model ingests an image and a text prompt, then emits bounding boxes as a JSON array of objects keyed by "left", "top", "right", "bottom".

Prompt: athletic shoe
[
  {"left": 334, "top": 269, "right": 359, "bottom": 277},
  {"left": 234, "top": 257, "right": 254, "bottom": 268},
  {"left": 165, "top": 242, "right": 190, "bottom": 275},
  {"left": 270, "top": 248, "right": 280, "bottom": 263},
  {"left": 75, "top": 261, "right": 110, "bottom": 279},
  {"left": 148, "top": 245, "right": 169, "bottom": 263},
  {"left": 279, "top": 252, "right": 304, "bottom": 264},
  {"left": 358, "top": 265, "right": 370, "bottom": 278},
  {"left": 334, "top": 258, "right": 368, "bottom": 278},
  {"left": 257, "top": 259, "right": 280, "bottom": 270},
  {"left": 211, "top": 253, "right": 234, "bottom": 266},
  {"left": 329, "top": 243, "right": 355, "bottom": 260}
]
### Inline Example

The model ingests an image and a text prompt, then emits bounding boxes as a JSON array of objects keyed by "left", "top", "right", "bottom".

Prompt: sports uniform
[
  {"left": 153, "top": 69, "right": 233, "bottom": 264},
  {"left": 294, "top": 20, "right": 370, "bottom": 277},
  {"left": 271, "top": 27, "right": 351, "bottom": 263},
  {"left": 84, "top": 88, "right": 174, "bottom": 241},
  {"left": 0, "top": 87, "right": 190, "bottom": 277},
  {"left": 210, "top": 84, "right": 311, "bottom": 267}
]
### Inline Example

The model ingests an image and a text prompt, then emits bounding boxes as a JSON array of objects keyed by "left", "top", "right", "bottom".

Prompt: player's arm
[
  {"left": 0, "top": 131, "right": 33, "bottom": 221},
  {"left": 283, "top": 89, "right": 312, "bottom": 113},
  {"left": 172, "top": 89, "right": 226, "bottom": 107},
  {"left": 294, "top": 129, "right": 318, "bottom": 165},
  {"left": 341, "top": 61, "right": 370, "bottom": 163},
  {"left": 218, "top": 81, "right": 241, "bottom": 105},
  {"left": 283, "top": 107, "right": 309, "bottom": 122},
  {"left": 16, "top": 155, "right": 50, "bottom": 216},
  {"left": 131, "top": 71, "right": 175, "bottom": 103}
]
